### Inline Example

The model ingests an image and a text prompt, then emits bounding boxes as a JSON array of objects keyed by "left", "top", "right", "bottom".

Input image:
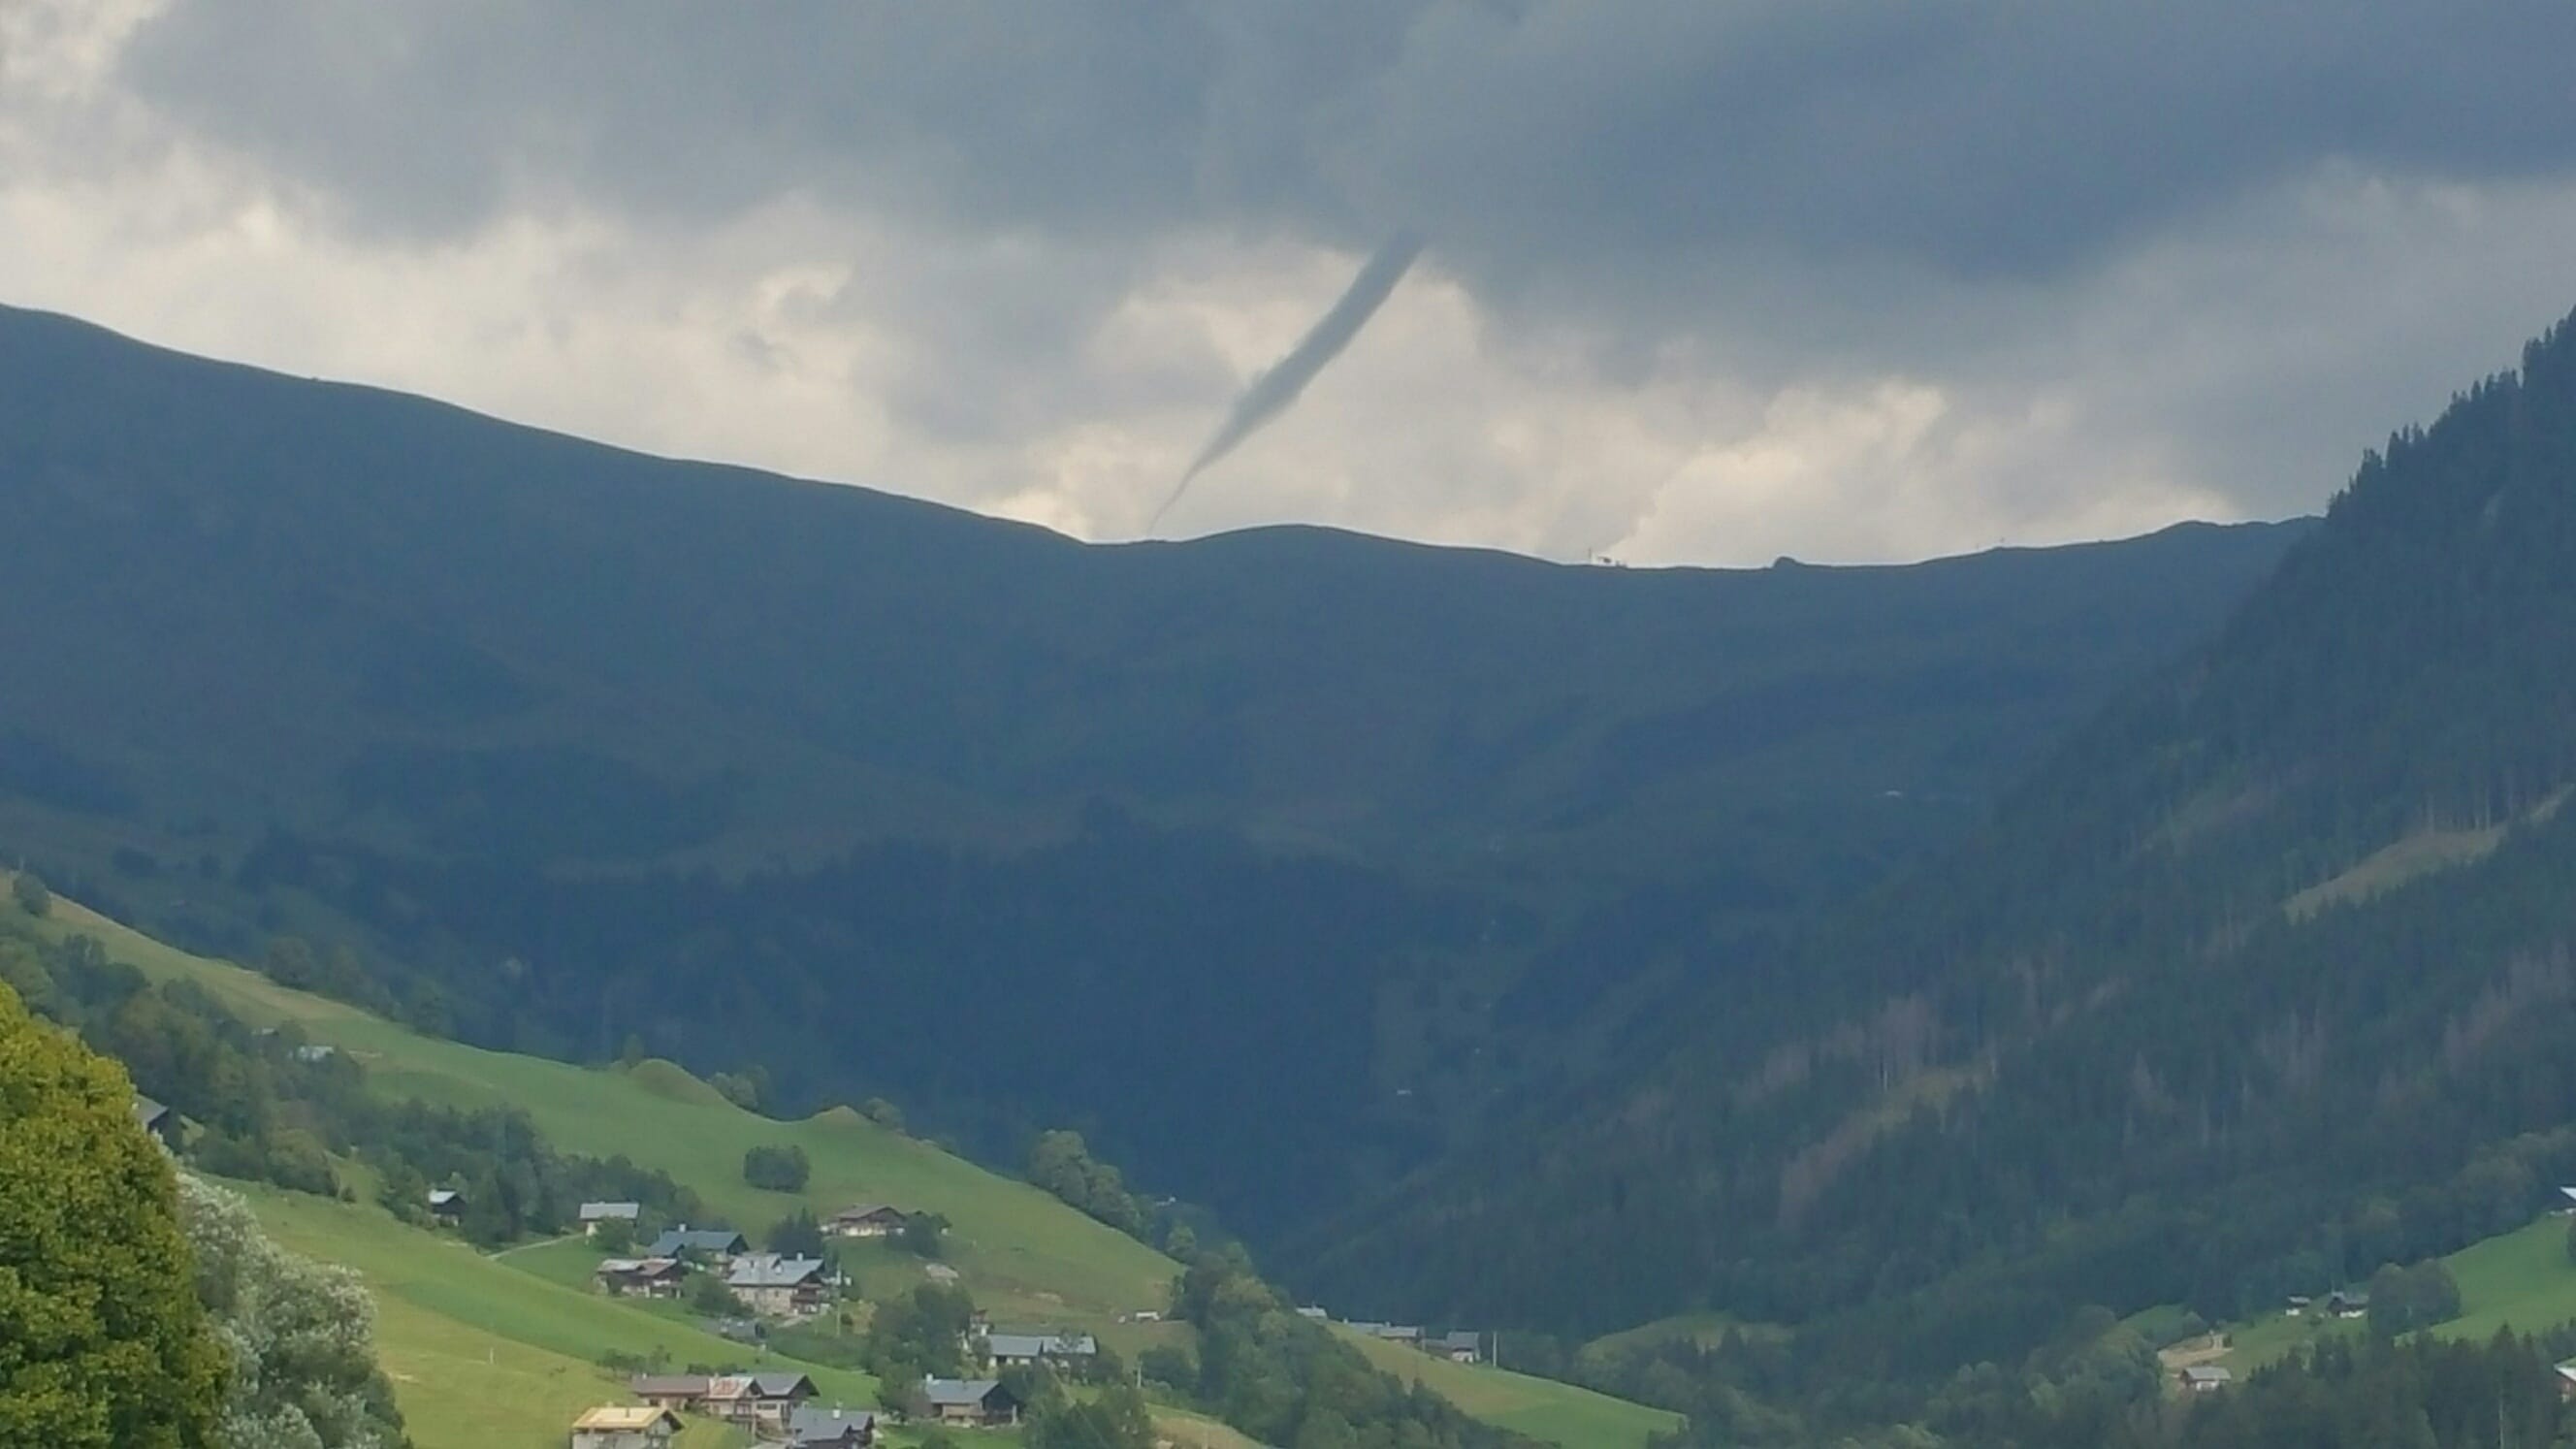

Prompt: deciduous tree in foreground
[{"left": 0, "top": 982, "right": 223, "bottom": 1447}]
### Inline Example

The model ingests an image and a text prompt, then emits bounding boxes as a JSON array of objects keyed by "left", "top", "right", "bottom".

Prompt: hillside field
[
  {"left": 1343, "top": 1333, "right": 1683, "bottom": 1447},
  {"left": 2211, "top": 1213, "right": 2576, "bottom": 1374},
  {"left": 17, "top": 885, "right": 1679, "bottom": 1448}
]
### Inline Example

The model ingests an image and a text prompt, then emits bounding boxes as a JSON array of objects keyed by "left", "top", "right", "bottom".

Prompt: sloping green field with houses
[
  {"left": 17, "top": 886, "right": 1678, "bottom": 1449},
  {"left": 2187, "top": 1212, "right": 2576, "bottom": 1378}
]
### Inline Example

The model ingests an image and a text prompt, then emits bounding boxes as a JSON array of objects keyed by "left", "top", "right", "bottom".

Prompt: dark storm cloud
[
  {"left": 88, "top": 1, "right": 2576, "bottom": 538},
  {"left": 120, "top": 2, "right": 2576, "bottom": 278}
]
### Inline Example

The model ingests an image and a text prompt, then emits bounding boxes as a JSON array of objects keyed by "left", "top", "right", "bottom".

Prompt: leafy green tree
[
  {"left": 742, "top": 1143, "right": 810, "bottom": 1192},
  {"left": 1026, "top": 1129, "right": 1146, "bottom": 1237},
  {"left": 874, "top": 1368, "right": 926, "bottom": 1422},
  {"left": 8, "top": 871, "right": 48, "bottom": 918},
  {"left": 178, "top": 1175, "right": 406, "bottom": 1448},
  {"left": 0, "top": 981, "right": 224, "bottom": 1446},
  {"left": 863, "top": 1284, "right": 976, "bottom": 1378},
  {"left": 2367, "top": 1261, "right": 2463, "bottom": 1337},
  {"left": 896, "top": 1210, "right": 950, "bottom": 1259},
  {"left": 1139, "top": 1344, "right": 1197, "bottom": 1391},
  {"left": 859, "top": 1097, "right": 905, "bottom": 1133},
  {"left": 767, "top": 1208, "right": 825, "bottom": 1258},
  {"left": 593, "top": 1216, "right": 637, "bottom": 1254},
  {"left": 688, "top": 1272, "right": 744, "bottom": 1318},
  {"left": 1027, "top": 1381, "right": 1155, "bottom": 1449},
  {"left": 709, "top": 1066, "right": 770, "bottom": 1112}
]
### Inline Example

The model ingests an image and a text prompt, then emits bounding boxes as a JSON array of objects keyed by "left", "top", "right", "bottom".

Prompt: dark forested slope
[
  {"left": 0, "top": 303, "right": 2297, "bottom": 1240},
  {"left": 1304, "top": 307, "right": 2576, "bottom": 1383}
]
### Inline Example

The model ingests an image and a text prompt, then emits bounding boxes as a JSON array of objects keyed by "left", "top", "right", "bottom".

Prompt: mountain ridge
[{"left": 0, "top": 299, "right": 2303, "bottom": 1247}]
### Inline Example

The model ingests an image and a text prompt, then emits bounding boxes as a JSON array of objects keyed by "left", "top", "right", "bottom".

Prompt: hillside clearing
[{"left": 1342, "top": 1330, "right": 1683, "bottom": 1449}]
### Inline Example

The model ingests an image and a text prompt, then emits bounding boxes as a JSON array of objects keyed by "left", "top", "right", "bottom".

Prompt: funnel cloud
[{"left": 1149, "top": 233, "right": 1426, "bottom": 533}]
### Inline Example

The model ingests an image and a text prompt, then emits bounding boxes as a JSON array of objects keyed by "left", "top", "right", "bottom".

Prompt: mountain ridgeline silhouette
[{"left": 0, "top": 303, "right": 2301, "bottom": 1245}]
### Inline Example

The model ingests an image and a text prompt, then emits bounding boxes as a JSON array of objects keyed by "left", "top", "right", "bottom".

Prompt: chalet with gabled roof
[
  {"left": 726, "top": 1253, "right": 831, "bottom": 1318},
  {"left": 594, "top": 1257, "right": 687, "bottom": 1299},
  {"left": 646, "top": 1226, "right": 749, "bottom": 1263},
  {"left": 570, "top": 1404, "right": 682, "bottom": 1449},
  {"left": 983, "top": 1330, "right": 1098, "bottom": 1368},
  {"left": 827, "top": 1203, "right": 912, "bottom": 1238},
  {"left": 789, "top": 1404, "right": 878, "bottom": 1447},
  {"left": 706, "top": 1371, "right": 816, "bottom": 1433},
  {"left": 921, "top": 1377, "right": 1019, "bottom": 1427}
]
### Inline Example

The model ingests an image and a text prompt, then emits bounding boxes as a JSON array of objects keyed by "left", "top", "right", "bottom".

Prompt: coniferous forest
[{"left": 1296, "top": 313, "right": 2576, "bottom": 1440}]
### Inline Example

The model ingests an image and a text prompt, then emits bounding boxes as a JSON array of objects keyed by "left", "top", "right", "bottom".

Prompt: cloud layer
[{"left": 8, "top": 1, "right": 2576, "bottom": 564}]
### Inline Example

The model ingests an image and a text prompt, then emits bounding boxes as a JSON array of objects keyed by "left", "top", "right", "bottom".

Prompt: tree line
[{"left": 0, "top": 915, "right": 703, "bottom": 1247}]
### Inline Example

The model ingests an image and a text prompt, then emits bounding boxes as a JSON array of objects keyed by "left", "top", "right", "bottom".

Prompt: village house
[
  {"left": 1434, "top": 1331, "right": 1483, "bottom": 1365},
  {"left": 594, "top": 1257, "right": 687, "bottom": 1300},
  {"left": 788, "top": 1404, "right": 878, "bottom": 1447},
  {"left": 628, "top": 1374, "right": 711, "bottom": 1414},
  {"left": 826, "top": 1203, "right": 911, "bottom": 1239},
  {"left": 426, "top": 1187, "right": 463, "bottom": 1222},
  {"left": 646, "top": 1226, "right": 750, "bottom": 1264},
  {"left": 726, "top": 1253, "right": 832, "bottom": 1318},
  {"left": 568, "top": 1404, "right": 683, "bottom": 1449},
  {"left": 2325, "top": 1289, "right": 2369, "bottom": 1319},
  {"left": 705, "top": 1371, "right": 817, "bottom": 1433},
  {"left": 1347, "top": 1321, "right": 1424, "bottom": 1346},
  {"left": 579, "top": 1201, "right": 642, "bottom": 1237},
  {"left": 132, "top": 1094, "right": 177, "bottom": 1149},
  {"left": 982, "top": 1330, "right": 1099, "bottom": 1368},
  {"left": 2554, "top": 1364, "right": 2576, "bottom": 1401},
  {"left": 2178, "top": 1366, "right": 2234, "bottom": 1395},
  {"left": 921, "top": 1378, "right": 1020, "bottom": 1428}
]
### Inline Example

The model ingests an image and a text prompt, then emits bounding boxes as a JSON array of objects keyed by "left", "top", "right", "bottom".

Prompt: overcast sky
[{"left": 9, "top": 1, "right": 2576, "bottom": 565}]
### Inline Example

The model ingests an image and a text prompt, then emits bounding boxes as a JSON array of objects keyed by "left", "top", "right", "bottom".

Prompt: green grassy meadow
[
  {"left": 32, "top": 892, "right": 1175, "bottom": 1324},
  {"left": 23, "top": 886, "right": 1676, "bottom": 1448},
  {"left": 2210, "top": 1214, "right": 2576, "bottom": 1374},
  {"left": 1343, "top": 1332, "right": 1684, "bottom": 1449}
]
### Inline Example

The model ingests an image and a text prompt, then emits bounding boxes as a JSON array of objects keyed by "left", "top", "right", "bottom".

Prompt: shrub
[{"left": 743, "top": 1143, "right": 811, "bottom": 1192}]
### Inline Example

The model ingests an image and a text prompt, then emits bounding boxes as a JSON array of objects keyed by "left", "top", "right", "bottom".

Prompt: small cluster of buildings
[
  {"left": 560, "top": 1200, "right": 1042, "bottom": 1443},
  {"left": 1301, "top": 1309, "right": 1487, "bottom": 1365},
  {"left": 574, "top": 1381, "right": 877, "bottom": 1446},
  {"left": 574, "top": 1370, "right": 1021, "bottom": 1445},
  {"left": 592, "top": 1238, "right": 837, "bottom": 1321},
  {"left": 2281, "top": 1290, "right": 2368, "bottom": 1320},
  {"left": 585, "top": 1209, "right": 919, "bottom": 1323}
]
